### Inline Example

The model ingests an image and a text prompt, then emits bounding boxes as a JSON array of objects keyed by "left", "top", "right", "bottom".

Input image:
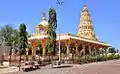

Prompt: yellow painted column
[
  {"left": 66, "top": 45, "right": 70, "bottom": 56},
  {"left": 26, "top": 48, "right": 29, "bottom": 56},
  {"left": 82, "top": 44, "right": 85, "bottom": 55},
  {"left": 41, "top": 40, "right": 47, "bottom": 57},
  {"left": 32, "top": 47, "right": 36, "bottom": 57},
  {"left": 75, "top": 45, "right": 79, "bottom": 54},
  {"left": 88, "top": 45, "right": 91, "bottom": 56},
  {"left": 42, "top": 46, "right": 46, "bottom": 57},
  {"left": 65, "top": 40, "right": 71, "bottom": 56}
]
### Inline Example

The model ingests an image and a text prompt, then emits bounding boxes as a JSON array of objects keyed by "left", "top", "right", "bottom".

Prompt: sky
[{"left": 0, "top": 0, "right": 119, "bottom": 49}]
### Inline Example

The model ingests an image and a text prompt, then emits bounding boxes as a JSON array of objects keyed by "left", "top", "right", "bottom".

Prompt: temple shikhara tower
[
  {"left": 78, "top": 5, "right": 97, "bottom": 40},
  {"left": 28, "top": 5, "right": 111, "bottom": 57}
]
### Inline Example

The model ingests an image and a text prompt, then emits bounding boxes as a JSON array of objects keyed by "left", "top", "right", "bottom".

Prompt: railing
[{"left": 0, "top": 55, "right": 59, "bottom": 66}]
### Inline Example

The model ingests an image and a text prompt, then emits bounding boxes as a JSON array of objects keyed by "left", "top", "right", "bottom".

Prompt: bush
[
  {"left": 107, "top": 54, "right": 114, "bottom": 60},
  {"left": 107, "top": 53, "right": 120, "bottom": 60},
  {"left": 78, "top": 55, "right": 97, "bottom": 64},
  {"left": 76, "top": 53, "right": 120, "bottom": 64}
]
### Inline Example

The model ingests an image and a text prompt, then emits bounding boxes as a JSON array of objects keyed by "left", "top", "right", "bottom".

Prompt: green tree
[
  {"left": 108, "top": 47, "right": 116, "bottom": 53},
  {"left": 47, "top": 7, "right": 57, "bottom": 62},
  {"left": 0, "top": 25, "right": 19, "bottom": 50},
  {"left": 0, "top": 25, "right": 19, "bottom": 65},
  {"left": 0, "top": 25, "right": 15, "bottom": 46},
  {"left": 18, "top": 23, "right": 28, "bottom": 71}
]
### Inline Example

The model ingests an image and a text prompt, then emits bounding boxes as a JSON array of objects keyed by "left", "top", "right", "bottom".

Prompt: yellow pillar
[
  {"left": 26, "top": 48, "right": 29, "bottom": 56},
  {"left": 65, "top": 40, "right": 71, "bottom": 56},
  {"left": 32, "top": 47, "right": 36, "bottom": 57},
  {"left": 42, "top": 46, "right": 46, "bottom": 57},
  {"left": 41, "top": 40, "right": 47, "bottom": 57},
  {"left": 88, "top": 45, "right": 91, "bottom": 56},
  {"left": 82, "top": 44, "right": 85, "bottom": 55},
  {"left": 66, "top": 45, "right": 70, "bottom": 56},
  {"left": 75, "top": 45, "right": 79, "bottom": 54}
]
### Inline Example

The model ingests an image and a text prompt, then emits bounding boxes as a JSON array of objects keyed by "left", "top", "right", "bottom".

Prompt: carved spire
[{"left": 77, "top": 5, "right": 98, "bottom": 40}]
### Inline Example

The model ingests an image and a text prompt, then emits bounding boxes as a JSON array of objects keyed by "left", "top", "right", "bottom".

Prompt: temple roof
[
  {"left": 39, "top": 17, "right": 48, "bottom": 26},
  {"left": 28, "top": 33, "right": 111, "bottom": 47}
]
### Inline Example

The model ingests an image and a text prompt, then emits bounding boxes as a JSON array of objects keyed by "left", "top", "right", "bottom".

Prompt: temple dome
[{"left": 39, "top": 17, "right": 48, "bottom": 26}]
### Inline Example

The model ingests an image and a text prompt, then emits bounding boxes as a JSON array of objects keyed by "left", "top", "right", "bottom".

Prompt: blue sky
[{"left": 0, "top": 0, "right": 120, "bottom": 49}]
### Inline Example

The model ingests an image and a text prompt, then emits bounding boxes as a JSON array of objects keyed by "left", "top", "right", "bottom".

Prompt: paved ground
[
  {"left": 3, "top": 60, "right": 120, "bottom": 74},
  {"left": 0, "top": 66, "right": 18, "bottom": 74}
]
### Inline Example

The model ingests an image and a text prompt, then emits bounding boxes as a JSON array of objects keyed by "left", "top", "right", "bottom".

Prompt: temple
[
  {"left": 77, "top": 5, "right": 97, "bottom": 40},
  {"left": 28, "top": 5, "right": 111, "bottom": 57}
]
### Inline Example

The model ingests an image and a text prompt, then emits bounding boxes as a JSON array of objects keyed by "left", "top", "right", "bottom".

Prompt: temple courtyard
[{"left": 3, "top": 60, "right": 120, "bottom": 74}]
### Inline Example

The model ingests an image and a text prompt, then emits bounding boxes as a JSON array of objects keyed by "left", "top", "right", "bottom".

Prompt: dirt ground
[{"left": 5, "top": 60, "right": 120, "bottom": 74}]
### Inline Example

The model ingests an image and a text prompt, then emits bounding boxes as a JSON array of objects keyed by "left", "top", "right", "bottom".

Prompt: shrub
[
  {"left": 76, "top": 53, "right": 120, "bottom": 64},
  {"left": 107, "top": 53, "right": 120, "bottom": 60}
]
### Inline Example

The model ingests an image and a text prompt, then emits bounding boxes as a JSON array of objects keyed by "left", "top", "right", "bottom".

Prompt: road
[{"left": 5, "top": 60, "right": 120, "bottom": 74}]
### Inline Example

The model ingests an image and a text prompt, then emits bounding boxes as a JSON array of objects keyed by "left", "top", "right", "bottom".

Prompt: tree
[
  {"left": 18, "top": 23, "right": 28, "bottom": 71},
  {"left": 108, "top": 47, "right": 116, "bottom": 53},
  {"left": 0, "top": 25, "right": 15, "bottom": 46},
  {"left": 0, "top": 25, "right": 19, "bottom": 50},
  {"left": 0, "top": 25, "right": 19, "bottom": 65},
  {"left": 47, "top": 7, "right": 57, "bottom": 62}
]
